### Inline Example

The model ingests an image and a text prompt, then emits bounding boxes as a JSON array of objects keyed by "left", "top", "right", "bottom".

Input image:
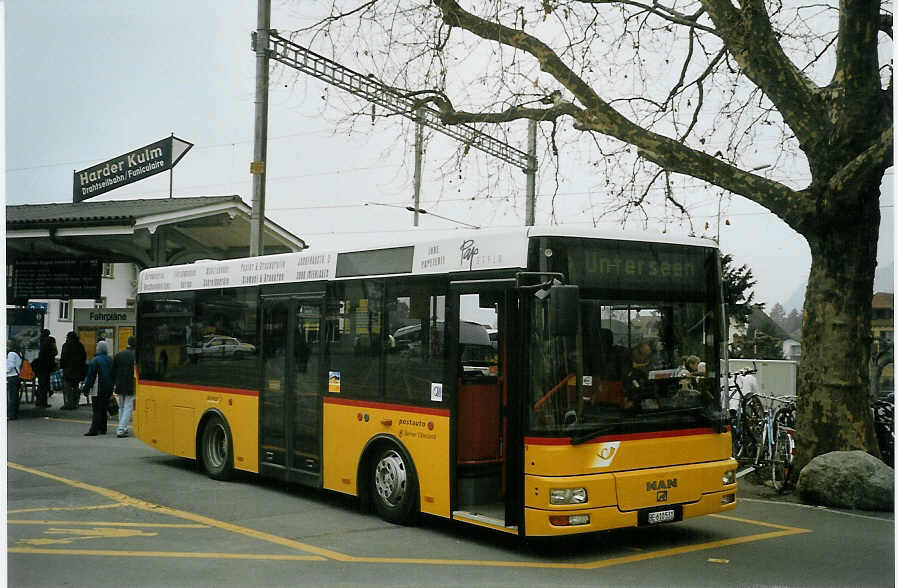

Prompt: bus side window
[
  {"left": 384, "top": 285, "right": 446, "bottom": 403},
  {"left": 335, "top": 280, "right": 384, "bottom": 400}
]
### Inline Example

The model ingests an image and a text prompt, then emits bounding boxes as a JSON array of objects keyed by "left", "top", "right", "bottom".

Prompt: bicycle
[
  {"left": 747, "top": 393, "right": 796, "bottom": 492},
  {"left": 872, "top": 393, "right": 893, "bottom": 467},
  {"left": 771, "top": 396, "right": 796, "bottom": 491},
  {"left": 727, "top": 368, "right": 764, "bottom": 461}
]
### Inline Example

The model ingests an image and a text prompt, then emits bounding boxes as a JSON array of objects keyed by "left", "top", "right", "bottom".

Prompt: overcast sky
[{"left": 5, "top": 1, "right": 894, "bottom": 311}]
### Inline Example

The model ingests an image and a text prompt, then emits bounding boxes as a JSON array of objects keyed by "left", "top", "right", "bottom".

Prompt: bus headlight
[
  {"left": 722, "top": 470, "right": 736, "bottom": 485},
  {"left": 550, "top": 487, "right": 588, "bottom": 505}
]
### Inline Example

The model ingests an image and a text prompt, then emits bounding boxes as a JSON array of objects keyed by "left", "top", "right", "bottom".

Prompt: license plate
[{"left": 647, "top": 509, "right": 676, "bottom": 524}]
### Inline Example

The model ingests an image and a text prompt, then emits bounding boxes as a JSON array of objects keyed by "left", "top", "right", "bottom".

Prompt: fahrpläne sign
[{"left": 73, "top": 135, "right": 193, "bottom": 202}]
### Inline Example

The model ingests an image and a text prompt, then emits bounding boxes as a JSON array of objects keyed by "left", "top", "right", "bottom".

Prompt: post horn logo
[{"left": 592, "top": 441, "right": 621, "bottom": 468}]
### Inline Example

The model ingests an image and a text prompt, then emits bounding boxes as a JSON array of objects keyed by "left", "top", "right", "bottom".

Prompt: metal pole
[
  {"left": 413, "top": 109, "right": 424, "bottom": 227},
  {"left": 249, "top": 0, "right": 271, "bottom": 257},
  {"left": 169, "top": 133, "right": 174, "bottom": 198},
  {"left": 525, "top": 119, "right": 537, "bottom": 226}
]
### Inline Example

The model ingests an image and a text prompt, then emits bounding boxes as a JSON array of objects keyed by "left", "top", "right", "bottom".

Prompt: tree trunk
[{"left": 794, "top": 184, "right": 882, "bottom": 475}]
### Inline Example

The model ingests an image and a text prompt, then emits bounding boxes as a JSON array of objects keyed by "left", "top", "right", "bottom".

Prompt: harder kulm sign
[{"left": 73, "top": 135, "right": 193, "bottom": 202}]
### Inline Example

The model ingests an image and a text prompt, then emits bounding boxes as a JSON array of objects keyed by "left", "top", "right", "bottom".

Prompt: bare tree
[{"left": 291, "top": 1, "right": 893, "bottom": 471}]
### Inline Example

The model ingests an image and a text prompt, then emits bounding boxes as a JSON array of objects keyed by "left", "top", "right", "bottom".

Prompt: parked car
[{"left": 187, "top": 335, "right": 256, "bottom": 361}]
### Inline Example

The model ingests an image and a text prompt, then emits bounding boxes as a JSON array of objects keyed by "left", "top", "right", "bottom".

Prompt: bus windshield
[{"left": 528, "top": 297, "right": 723, "bottom": 438}]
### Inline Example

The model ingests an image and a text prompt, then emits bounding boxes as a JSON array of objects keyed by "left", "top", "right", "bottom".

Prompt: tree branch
[
  {"left": 434, "top": 0, "right": 603, "bottom": 109},
  {"left": 430, "top": 0, "right": 811, "bottom": 227},
  {"left": 827, "top": 125, "right": 894, "bottom": 193},
  {"left": 833, "top": 1, "right": 883, "bottom": 106},
  {"left": 634, "top": 132, "right": 810, "bottom": 228},
  {"left": 403, "top": 89, "right": 584, "bottom": 123},
  {"left": 700, "top": 0, "right": 827, "bottom": 151},
  {"left": 297, "top": 0, "right": 379, "bottom": 34},
  {"left": 574, "top": 0, "right": 718, "bottom": 35}
]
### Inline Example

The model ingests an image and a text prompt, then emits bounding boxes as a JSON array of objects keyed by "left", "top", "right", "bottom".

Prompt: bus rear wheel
[
  {"left": 371, "top": 446, "right": 418, "bottom": 525},
  {"left": 201, "top": 413, "right": 234, "bottom": 481}
]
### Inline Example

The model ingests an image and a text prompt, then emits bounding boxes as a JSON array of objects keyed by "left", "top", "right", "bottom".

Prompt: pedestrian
[
  {"left": 112, "top": 336, "right": 137, "bottom": 437},
  {"left": 82, "top": 340, "right": 114, "bottom": 436},
  {"left": 7, "top": 341, "right": 23, "bottom": 420},
  {"left": 33, "top": 328, "right": 57, "bottom": 408},
  {"left": 59, "top": 331, "right": 87, "bottom": 410}
]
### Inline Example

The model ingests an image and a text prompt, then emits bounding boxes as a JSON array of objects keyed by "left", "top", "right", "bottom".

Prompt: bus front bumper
[{"left": 523, "top": 487, "right": 737, "bottom": 536}]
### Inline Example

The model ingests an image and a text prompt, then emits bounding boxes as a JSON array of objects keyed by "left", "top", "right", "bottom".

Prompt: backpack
[{"left": 19, "top": 359, "right": 34, "bottom": 381}]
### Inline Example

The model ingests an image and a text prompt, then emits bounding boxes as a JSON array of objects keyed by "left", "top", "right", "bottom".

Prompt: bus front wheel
[
  {"left": 371, "top": 445, "right": 418, "bottom": 525},
  {"left": 201, "top": 413, "right": 234, "bottom": 481}
]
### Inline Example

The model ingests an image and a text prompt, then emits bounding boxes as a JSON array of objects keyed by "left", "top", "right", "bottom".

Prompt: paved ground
[{"left": 7, "top": 392, "right": 894, "bottom": 587}]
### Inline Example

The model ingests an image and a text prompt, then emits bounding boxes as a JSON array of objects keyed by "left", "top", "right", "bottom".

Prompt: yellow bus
[{"left": 135, "top": 227, "right": 737, "bottom": 536}]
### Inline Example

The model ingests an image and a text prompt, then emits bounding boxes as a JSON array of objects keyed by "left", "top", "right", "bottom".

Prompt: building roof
[
  {"left": 872, "top": 292, "right": 894, "bottom": 310},
  {"left": 7, "top": 196, "right": 305, "bottom": 268}
]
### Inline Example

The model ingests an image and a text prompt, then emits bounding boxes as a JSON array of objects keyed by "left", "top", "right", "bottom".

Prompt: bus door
[
  {"left": 260, "top": 296, "right": 323, "bottom": 486},
  {"left": 449, "top": 283, "right": 521, "bottom": 530}
]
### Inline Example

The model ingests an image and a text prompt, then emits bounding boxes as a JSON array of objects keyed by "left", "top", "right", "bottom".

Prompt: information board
[{"left": 8, "top": 259, "right": 101, "bottom": 303}]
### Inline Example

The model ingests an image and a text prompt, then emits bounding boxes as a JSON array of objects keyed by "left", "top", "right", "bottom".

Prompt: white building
[{"left": 782, "top": 338, "right": 801, "bottom": 361}]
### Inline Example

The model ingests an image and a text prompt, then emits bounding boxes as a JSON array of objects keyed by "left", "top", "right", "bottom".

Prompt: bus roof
[{"left": 138, "top": 226, "right": 717, "bottom": 294}]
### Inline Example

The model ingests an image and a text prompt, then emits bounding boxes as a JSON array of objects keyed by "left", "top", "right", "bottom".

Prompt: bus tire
[
  {"left": 371, "top": 444, "right": 418, "bottom": 525},
  {"left": 200, "top": 413, "right": 234, "bottom": 481}
]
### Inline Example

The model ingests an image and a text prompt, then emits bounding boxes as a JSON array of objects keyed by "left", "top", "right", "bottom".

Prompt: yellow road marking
[
  {"left": 10, "top": 520, "right": 208, "bottom": 528},
  {"left": 45, "top": 417, "right": 93, "bottom": 425},
  {"left": 9, "top": 503, "right": 125, "bottom": 514},
  {"left": 709, "top": 513, "right": 807, "bottom": 530},
  {"left": 708, "top": 558, "right": 730, "bottom": 564},
  {"left": 9, "top": 547, "right": 325, "bottom": 561},
  {"left": 18, "top": 527, "right": 158, "bottom": 545},
  {"left": 8, "top": 462, "right": 351, "bottom": 561},
  {"left": 335, "top": 526, "right": 810, "bottom": 569},
  {"left": 8, "top": 461, "right": 812, "bottom": 569}
]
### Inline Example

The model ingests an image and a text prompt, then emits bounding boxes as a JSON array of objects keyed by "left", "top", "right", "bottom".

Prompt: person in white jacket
[{"left": 7, "top": 341, "right": 23, "bottom": 420}]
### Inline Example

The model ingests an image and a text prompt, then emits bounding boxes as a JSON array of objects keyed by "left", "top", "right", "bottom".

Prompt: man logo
[
  {"left": 646, "top": 478, "right": 678, "bottom": 492},
  {"left": 657, "top": 490, "right": 668, "bottom": 502}
]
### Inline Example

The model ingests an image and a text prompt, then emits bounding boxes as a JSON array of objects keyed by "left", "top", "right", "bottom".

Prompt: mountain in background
[
  {"left": 782, "top": 261, "right": 894, "bottom": 313},
  {"left": 783, "top": 281, "right": 807, "bottom": 315},
  {"left": 874, "top": 261, "right": 894, "bottom": 293}
]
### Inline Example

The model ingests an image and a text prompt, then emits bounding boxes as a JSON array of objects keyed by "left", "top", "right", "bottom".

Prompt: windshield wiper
[
  {"left": 569, "top": 408, "right": 723, "bottom": 445},
  {"left": 569, "top": 422, "right": 637, "bottom": 446}
]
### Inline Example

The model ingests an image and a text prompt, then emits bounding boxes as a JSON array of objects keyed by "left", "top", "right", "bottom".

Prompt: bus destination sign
[{"left": 567, "top": 240, "right": 711, "bottom": 294}]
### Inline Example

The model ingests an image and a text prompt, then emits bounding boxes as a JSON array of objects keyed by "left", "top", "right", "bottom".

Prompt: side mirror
[{"left": 548, "top": 284, "right": 579, "bottom": 337}]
